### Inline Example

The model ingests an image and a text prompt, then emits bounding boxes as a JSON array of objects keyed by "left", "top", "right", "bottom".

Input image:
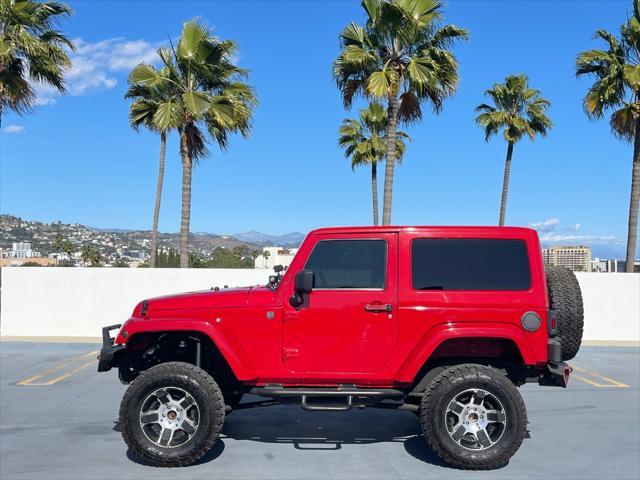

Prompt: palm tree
[
  {"left": 475, "top": 75, "right": 552, "bottom": 226},
  {"left": 338, "top": 101, "right": 409, "bottom": 225},
  {"left": 125, "top": 70, "right": 173, "bottom": 268},
  {"left": 576, "top": 0, "right": 640, "bottom": 272},
  {"left": 333, "top": 0, "right": 467, "bottom": 225},
  {"left": 130, "top": 20, "right": 257, "bottom": 267},
  {"left": 0, "top": 0, "right": 75, "bottom": 127},
  {"left": 80, "top": 244, "right": 90, "bottom": 265},
  {"left": 81, "top": 244, "right": 100, "bottom": 267},
  {"left": 62, "top": 238, "right": 72, "bottom": 257}
]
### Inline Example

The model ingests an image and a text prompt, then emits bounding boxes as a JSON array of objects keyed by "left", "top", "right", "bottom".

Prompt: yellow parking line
[
  {"left": 571, "top": 365, "right": 629, "bottom": 388},
  {"left": 16, "top": 350, "right": 98, "bottom": 386},
  {"left": 23, "top": 361, "right": 96, "bottom": 386}
]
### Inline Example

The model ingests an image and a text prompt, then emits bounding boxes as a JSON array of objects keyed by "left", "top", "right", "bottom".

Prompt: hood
[{"left": 139, "top": 286, "right": 253, "bottom": 314}]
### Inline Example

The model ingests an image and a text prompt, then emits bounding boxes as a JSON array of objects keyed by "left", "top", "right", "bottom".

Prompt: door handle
[{"left": 364, "top": 304, "right": 393, "bottom": 313}]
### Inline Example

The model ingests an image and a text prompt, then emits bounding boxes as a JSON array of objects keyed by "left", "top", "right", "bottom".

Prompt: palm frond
[
  {"left": 340, "top": 22, "right": 368, "bottom": 46},
  {"left": 398, "top": 90, "right": 422, "bottom": 123},
  {"left": 576, "top": 22, "right": 635, "bottom": 126},
  {"left": 333, "top": 0, "right": 467, "bottom": 119},
  {"left": 430, "top": 24, "right": 470, "bottom": 49},
  {"left": 339, "top": 99, "right": 411, "bottom": 170},
  {"left": 475, "top": 74, "right": 551, "bottom": 144},
  {"left": 610, "top": 103, "right": 639, "bottom": 141},
  {"left": 0, "top": 0, "right": 74, "bottom": 115},
  {"left": 366, "top": 68, "right": 398, "bottom": 97}
]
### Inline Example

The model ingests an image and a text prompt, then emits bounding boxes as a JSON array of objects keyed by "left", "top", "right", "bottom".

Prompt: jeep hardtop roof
[{"left": 309, "top": 225, "right": 538, "bottom": 236}]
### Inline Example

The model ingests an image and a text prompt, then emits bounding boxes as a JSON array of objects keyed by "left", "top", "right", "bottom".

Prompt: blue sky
[{"left": 1, "top": 0, "right": 637, "bottom": 257}]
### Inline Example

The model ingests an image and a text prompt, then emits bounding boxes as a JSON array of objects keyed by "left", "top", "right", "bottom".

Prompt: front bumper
[{"left": 97, "top": 324, "right": 126, "bottom": 372}]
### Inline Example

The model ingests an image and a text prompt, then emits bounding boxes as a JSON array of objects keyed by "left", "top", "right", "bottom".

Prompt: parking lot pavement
[{"left": 0, "top": 343, "right": 638, "bottom": 480}]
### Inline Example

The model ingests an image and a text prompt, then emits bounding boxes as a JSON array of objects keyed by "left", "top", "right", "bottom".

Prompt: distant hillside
[
  {"left": 231, "top": 230, "right": 306, "bottom": 247},
  {"left": 0, "top": 214, "right": 262, "bottom": 261},
  {"left": 0, "top": 214, "right": 304, "bottom": 259}
]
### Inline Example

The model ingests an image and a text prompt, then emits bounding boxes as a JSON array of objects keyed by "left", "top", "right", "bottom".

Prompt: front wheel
[
  {"left": 120, "top": 362, "right": 225, "bottom": 467},
  {"left": 420, "top": 364, "right": 527, "bottom": 470}
]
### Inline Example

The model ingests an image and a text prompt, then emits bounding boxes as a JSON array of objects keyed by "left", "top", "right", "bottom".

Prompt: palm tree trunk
[
  {"left": 0, "top": 87, "right": 4, "bottom": 130},
  {"left": 179, "top": 131, "right": 192, "bottom": 268},
  {"left": 499, "top": 141, "right": 514, "bottom": 227},
  {"left": 382, "top": 93, "right": 400, "bottom": 226},
  {"left": 150, "top": 132, "right": 166, "bottom": 268},
  {"left": 371, "top": 162, "right": 379, "bottom": 226},
  {"left": 625, "top": 120, "right": 640, "bottom": 272}
]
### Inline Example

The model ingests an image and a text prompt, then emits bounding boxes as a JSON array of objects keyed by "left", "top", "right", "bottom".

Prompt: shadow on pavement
[
  {"left": 125, "top": 440, "right": 226, "bottom": 466},
  {"left": 221, "top": 404, "right": 450, "bottom": 467}
]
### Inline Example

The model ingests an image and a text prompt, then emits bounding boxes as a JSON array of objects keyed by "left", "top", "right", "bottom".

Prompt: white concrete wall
[
  {"left": 0, "top": 269, "right": 638, "bottom": 342},
  {"left": 575, "top": 273, "right": 640, "bottom": 342},
  {"left": 0, "top": 268, "right": 269, "bottom": 338}
]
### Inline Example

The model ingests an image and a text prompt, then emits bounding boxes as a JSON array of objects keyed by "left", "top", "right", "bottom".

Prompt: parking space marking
[
  {"left": 24, "top": 360, "right": 96, "bottom": 386},
  {"left": 571, "top": 365, "right": 629, "bottom": 388},
  {"left": 16, "top": 350, "right": 98, "bottom": 386}
]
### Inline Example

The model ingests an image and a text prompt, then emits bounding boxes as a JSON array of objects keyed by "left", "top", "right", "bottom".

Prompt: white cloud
[
  {"left": 33, "top": 83, "right": 60, "bottom": 105},
  {"left": 530, "top": 218, "right": 624, "bottom": 251},
  {"left": 529, "top": 217, "right": 560, "bottom": 233},
  {"left": 33, "top": 37, "right": 160, "bottom": 106},
  {"left": 539, "top": 233, "right": 623, "bottom": 246},
  {"left": 3, "top": 125, "right": 26, "bottom": 134},
  {"left": 34, "top": 97, "right": 57, "bottom": 106}
]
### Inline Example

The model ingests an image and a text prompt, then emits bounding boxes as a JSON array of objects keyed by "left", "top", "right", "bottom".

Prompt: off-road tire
[
  {"left": 546, "top": 266, "right": 584, "bottom": 360},
  {"left": 120, "top": 362, "right": 225, "bottom": 467},
  {"left": 420, "top": 364, "right": 527, "bottom": 470}
]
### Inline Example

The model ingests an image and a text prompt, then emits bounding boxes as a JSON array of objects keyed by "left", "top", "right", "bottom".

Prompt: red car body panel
[{"left": 114, "top": 226, "right": 550, "bottom": 388}]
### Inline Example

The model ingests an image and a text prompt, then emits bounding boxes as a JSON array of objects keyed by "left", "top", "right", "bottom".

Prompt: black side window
[
  {"left": 411, "top": 238, "right": 531, "bottom": 291},
  {"left": 304, "top": 240, "right": 387, "bottom": 289}
]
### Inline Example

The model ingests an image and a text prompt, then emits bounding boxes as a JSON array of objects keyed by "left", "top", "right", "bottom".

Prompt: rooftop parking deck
[{"left": 0, "top": 342, "right": 638, "bottom": 480}]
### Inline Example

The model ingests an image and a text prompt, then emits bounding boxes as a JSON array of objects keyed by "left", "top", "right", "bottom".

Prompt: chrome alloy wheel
[
  {"left": 139, "top": 387, "right": 200, "bottom": 448},
  {"left": 444, "top": 388, "right": 507, "bottom": 451}
]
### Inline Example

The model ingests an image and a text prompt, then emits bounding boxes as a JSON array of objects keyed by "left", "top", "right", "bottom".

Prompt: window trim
[
  {"left": 304, "top": 238, "right": 388, "bottom": 291},
  {"left": 409, "top": 237, "right": 532, "bottom": 292}
]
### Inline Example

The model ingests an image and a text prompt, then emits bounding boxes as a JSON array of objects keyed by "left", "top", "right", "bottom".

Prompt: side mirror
[
  {"left": 289, "top": 270, "right": 314, "bottom": 307},
  {"left": 273, "top": 264, "right": 284, "bottom": 273},
  {"left": 294, "top": 270, "right": 314, "bottom": 293}
]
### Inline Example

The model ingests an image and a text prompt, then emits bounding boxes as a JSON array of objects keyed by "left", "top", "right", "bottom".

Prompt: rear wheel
[
  {"left": 546, "top": 266, "right": 584, "bottom": 360},
  {"left": 420, "top": 364, "right": 527, "bottom": 470},
  {"left": 120, "top": 362, "right": 225, "bottom": 467}
]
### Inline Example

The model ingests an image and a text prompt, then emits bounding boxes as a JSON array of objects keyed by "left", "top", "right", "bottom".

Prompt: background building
[
  {"left": 590, "top": 257, "right": 640, "bottom": 273},
  {"left": 542, "top": 246, "right": 592, "bottom": 272},
  {"left": 591, "top": 258, "right": 610, "bottom": 273},
  {"left": 9, "top": 242, "right": 40, "bottom": 259},
  {"left": 254, "top": 246, "right": 299, "bottom": 269}
]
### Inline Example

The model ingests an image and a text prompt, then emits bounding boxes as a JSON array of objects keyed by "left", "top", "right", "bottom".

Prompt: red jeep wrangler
[{"left": 98, "top": 226, "right": 583, "bottom": 470}]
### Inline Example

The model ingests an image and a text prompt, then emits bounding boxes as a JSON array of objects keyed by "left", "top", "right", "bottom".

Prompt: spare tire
[{"left": 545, "top": 266, "right": 584, "bottom": 361}]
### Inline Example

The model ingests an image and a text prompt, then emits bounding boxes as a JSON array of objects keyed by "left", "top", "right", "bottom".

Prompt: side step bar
[{"left": 249, "top": 385, "right": 405, "bottom": 412}]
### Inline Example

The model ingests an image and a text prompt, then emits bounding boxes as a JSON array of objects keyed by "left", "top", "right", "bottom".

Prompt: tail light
[{"left": 548, "top": 309, "right": 558, "bottom": 337}]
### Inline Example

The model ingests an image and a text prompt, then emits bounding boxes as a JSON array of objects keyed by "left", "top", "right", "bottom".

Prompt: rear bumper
[
  {"left": 537, "top": 338, "right": 571, "bottom": 387},
  {"left": 97, "top": 324, "right": 125, "bottom": 372},
  {"left": 538, "top": 361, "right": 572, "bottom": 388}
]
